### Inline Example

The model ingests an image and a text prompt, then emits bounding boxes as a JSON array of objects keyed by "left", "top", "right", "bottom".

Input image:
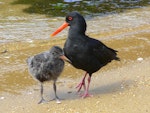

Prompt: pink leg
[
  {"left": 76, "top": 72, "right": 87, "bottom": 92},
  {"left": 81, "top": 76, "right": 93, "bottom": 98}
]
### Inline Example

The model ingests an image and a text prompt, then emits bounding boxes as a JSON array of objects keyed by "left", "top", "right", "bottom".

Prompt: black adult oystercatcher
[
  {"left": 51, "top": 12, "right": 120, "bottom": 98},
  {"left": 27, "top": 46, "right": 70, "bottom": 104}
]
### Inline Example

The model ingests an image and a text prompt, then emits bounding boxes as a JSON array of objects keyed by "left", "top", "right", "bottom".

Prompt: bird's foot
[
  {"left": 80, "top": 93, "right": 93, "bottom": 98},
  {"left": 50, "top": 98, "right": 61, "bottom": 104},
  {"left": 38, "top": 98, "right": 48, "bottom": 104},
  {"left": 76, "top": 82, "right": 85, "bottom": 92}
]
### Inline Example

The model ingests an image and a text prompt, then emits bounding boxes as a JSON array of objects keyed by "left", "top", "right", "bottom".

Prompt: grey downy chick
[{"left": 27, "top": 46, "right": 70, "bottom": 104}]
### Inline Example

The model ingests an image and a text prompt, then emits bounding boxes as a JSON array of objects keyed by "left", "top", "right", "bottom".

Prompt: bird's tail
[
  {"left": 114, "top": 56, "right": 120, "bottom": 61},
  {"left": 107, "top": 47, "right": 120, "bottom": 61}
]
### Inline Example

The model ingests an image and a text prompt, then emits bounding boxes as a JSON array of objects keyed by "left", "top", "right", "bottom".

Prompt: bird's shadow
[{"left": 58, "top": 79, "right": 134, "bottom": 100}]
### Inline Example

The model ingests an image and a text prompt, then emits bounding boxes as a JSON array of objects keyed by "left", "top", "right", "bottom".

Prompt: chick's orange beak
[
  {"left": 50, "top": 22, "right": 69, "bottom": 37},
  {"left": 60, "top": 55, "right": 71, "bottom": 64}
]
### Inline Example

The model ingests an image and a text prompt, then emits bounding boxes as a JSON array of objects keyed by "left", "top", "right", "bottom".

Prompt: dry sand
[{"left": 0, "top": 57, "right": 150, "bottom": 113}]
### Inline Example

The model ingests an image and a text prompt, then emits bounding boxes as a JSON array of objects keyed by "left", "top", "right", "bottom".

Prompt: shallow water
[
  {"left": 0, "top": 0, "right": 150, "bottom": 43},
  {"left": 0, "top": 1, "right": 150, "bottom": 94}
]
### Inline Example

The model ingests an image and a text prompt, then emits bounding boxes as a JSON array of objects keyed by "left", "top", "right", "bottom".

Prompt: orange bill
[
  {"left": 50, "top": 22, "right": 69, "bottom": 37},
  {"left": 60, "top": 55, "right": 71, "bottom": 63}
]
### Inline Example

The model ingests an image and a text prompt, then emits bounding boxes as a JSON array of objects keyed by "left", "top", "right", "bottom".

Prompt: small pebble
[
  {"left": 56, "top": 100, "right": 61, "bottom": 104},
  {"left": 1, "top": 50, "right": 8, "bottom": 53},
  {"left": 4, "top": 56, "right": 10, "bottom": 59},
  {"left": 96, "top": 101, "right": 100, "bottom": 104},
  {"left": 0, "top": 97, "right": 5, "bottom": 100},
  {"left": 26, "top": 39, "right": 33, "bottom": 43},
  {"left": 121, "top": 86, "right": 124, "bottom": 89},
  {"left": 137, "top": 57, "right": 143, "bottom": 61},
  {"left": 27, "top": 91, "right": 32, "bottom": 95},
  {"left": 133, "top": 94, "right": 135, "bottom": 97},
  {"left": 67, "top": 91, "right": 72, "bottom": 94}
]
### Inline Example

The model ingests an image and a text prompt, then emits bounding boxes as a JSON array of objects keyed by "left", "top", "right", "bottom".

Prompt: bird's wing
[
  {"left": 31, "top": 53, "right": 48, "bottom": 68},
  {"left": 88, "top": 38, "right": 118, "bottom": 64}
]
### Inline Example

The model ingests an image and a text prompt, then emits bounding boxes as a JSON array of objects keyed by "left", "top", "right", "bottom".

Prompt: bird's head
[
  {"left": 50, "top": 46, "right": 71, "bottom": 63},
  {"left": 50, "top": 11, "right": 87, "bottom": 37}
]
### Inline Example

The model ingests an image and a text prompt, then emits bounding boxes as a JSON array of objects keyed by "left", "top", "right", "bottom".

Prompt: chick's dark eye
[{"left": 68, "top": 16, "right": 73, "bottom": 21}]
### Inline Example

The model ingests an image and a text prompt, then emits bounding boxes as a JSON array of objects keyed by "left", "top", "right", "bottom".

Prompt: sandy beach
[
  {"left": 0, "top": 2, "right": 150, "bottom": 113},
  {"left": 0, "top": 30, "right": 150, "bottom": 113},
  {"left": 0, "top": 57, "right": 150, "bottom": 113}
]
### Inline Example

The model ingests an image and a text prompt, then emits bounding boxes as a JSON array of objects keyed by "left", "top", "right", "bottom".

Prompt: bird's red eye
[{"left": 68, "top": 16, "right": 73, "bottom": 21}]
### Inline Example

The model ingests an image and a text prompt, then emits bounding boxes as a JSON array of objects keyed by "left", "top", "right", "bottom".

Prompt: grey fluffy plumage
[{"left": 27, "top": 46, "right": 65, "bottom": 104}]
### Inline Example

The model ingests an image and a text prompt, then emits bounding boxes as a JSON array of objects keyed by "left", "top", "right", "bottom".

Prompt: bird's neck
[{"left": 68, "top": 27, "right": 86, "bottom": 37}]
